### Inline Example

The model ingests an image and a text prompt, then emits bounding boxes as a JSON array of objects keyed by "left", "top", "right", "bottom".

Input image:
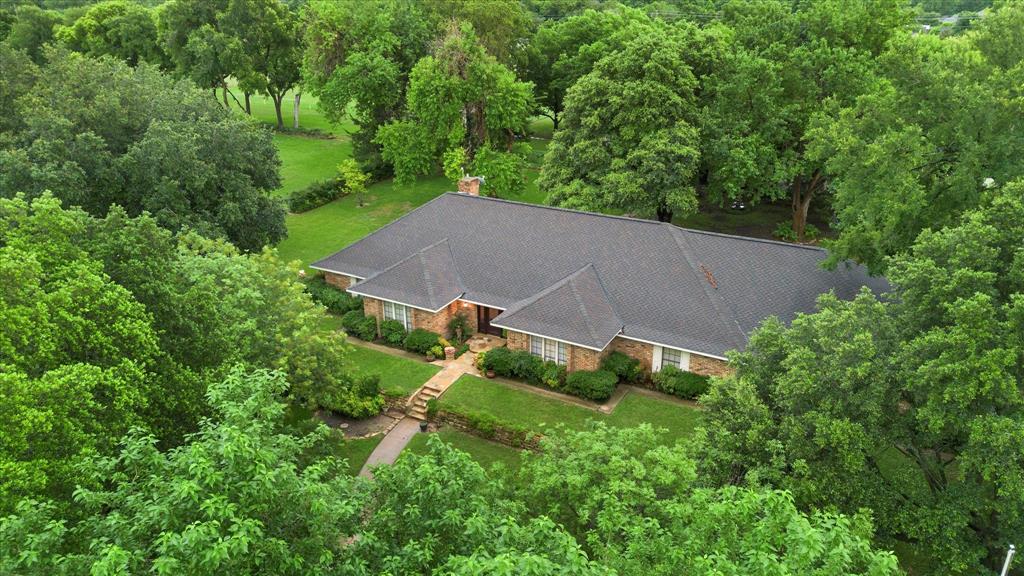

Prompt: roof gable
[{"left": 348, "top": 238, "right": 463, "bottom": 311}]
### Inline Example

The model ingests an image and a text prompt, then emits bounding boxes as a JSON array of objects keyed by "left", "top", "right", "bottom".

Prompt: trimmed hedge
[
  {"left": 600, "top": 351, "right": 641, "bottom": 383},
  {"left": 304, "top": 274, "right": 362, "bottom": 314},
  {"left": 564, "top": 370, "right": 617, "bottom": 401},
  {"left": 341, "top": 310, "right": 377, "bottom": 341},
  {"left": 652, "top": 364, "right": 710, "bottom": 399},
  {"left": 288, "top": 178, "right": 345, "bottom": 213},
  {"left": 380, "top": 320, "right": 407, "bottom": 346},
  {"left": 404, "top": 328, "right": 442, "bottom": 355}
]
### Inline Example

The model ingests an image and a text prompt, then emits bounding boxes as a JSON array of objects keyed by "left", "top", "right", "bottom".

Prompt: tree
[
  {"left": 1, "top": 5, "right": 60, "bottom": 64},
  {"left": 523, "top": 8, "right": 649, "bottom": 130},
  {"left": 375, "top": 23, "right": 533, "bottom": 191},
  {"left": 702, "top": 0, "right": 911, "bottom": 240},
  {"left": 157, "top": 0, "right": 247, "bottom": 106},
  {"left": 55, "top": 0, "right": 165, "bottom": 67},
  {"left": 338, "top": 158, "right": 369, "bottom": 207},
  {"left": 421, "top": 0, "right": 532, "bottom": 65},
  {"left": 219, "top": 0, "right": 302, "bottom": 126},
  {"left": 694, "top": 183, "right": 1024, "bottom": 574},
  {"left": 0, "top": 43, "right": 37, "bottom": 135},
  {"left": 809, "top": 3, "right": 1024, "bottom": 272},
  {"left": 301, "top": 0, "right": 434, "bottom": 175},
  {"left": 0, "top": 49, "right": 286, "bottom": 251},
  {"left": 540, "top": 23, "right": 702, "bottom": 222}
]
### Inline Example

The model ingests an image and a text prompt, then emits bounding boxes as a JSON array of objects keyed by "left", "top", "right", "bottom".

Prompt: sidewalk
[{"left": 358, "top": 417, "right": 422, "bottom": 478}]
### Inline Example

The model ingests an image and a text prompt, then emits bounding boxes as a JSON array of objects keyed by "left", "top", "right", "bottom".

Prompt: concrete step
[
  {"left": 409, "top": 408, "right": 427, "bottom": 420},
  {"left": 420, "top": 388, "right": 441, "bottom": 398}
]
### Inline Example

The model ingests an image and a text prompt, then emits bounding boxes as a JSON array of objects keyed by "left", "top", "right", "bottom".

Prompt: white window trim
[
  {"left": 530, "top": 335, "right": 567, "bottom": 365},
  {"left": 383, "top": 301, "right": 413, "bottom": 331},
  {"left": 653, "top": 345, "right": 690, "bottom": 372},
  {"left": 618, "top": 334, "right": 729, "bottom": 362}
]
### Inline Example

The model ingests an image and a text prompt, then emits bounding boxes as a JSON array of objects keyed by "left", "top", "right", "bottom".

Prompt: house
[{"left": 311, "top": 178, "right": 887, "bottom": 377}]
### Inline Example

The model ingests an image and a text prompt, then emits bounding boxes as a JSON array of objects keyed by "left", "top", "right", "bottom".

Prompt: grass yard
[
  {"left": 403, "top": 428, "right": 523, "bottom": 471},
  {"left": 274, "top": 134, "right": 352, "bottom": 198},
  {"left": 439, "top": 374, "right": 702, "bottom": 444},
  {"left": 337, "top": 435, "right": 384, "bottom": 476},
  {"left": 346, "top": 342, "right": 441, "bottom": 397}
]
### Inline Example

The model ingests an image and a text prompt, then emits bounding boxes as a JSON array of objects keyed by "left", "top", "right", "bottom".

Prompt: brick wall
[
  {"left": 607, "top": 337, "right": 653, "bottom": 373},
  {"left": 363, "top": 298, "right": 382, "bottom": 337},
  {"left": 323, "top": 272, "right": 351, "bottom": 290},
  {"left": 569, "top": 345, "right": 602, "bottom": 372},
  {"left": 690, "top": 354, "right": 732, "bottom": 377},
  {"left": 507, "top": 330, "right": 529, "bottom": 351}
]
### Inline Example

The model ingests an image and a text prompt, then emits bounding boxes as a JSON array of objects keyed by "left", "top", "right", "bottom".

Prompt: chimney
[{"left": 458, "top": 176, "right": 483, "bottom": 196}]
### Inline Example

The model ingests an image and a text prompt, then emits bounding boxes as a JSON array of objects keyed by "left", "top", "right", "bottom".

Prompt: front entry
[{"left": 477, "top": 306, "right": 503, "bottom": 336}]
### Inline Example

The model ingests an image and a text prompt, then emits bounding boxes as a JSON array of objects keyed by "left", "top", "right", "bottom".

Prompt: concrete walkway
[{"left": 358, "top": 417, "right": 422, "bottom": 478}]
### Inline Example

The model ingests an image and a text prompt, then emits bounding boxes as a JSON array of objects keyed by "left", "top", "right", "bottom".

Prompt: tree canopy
[
  {"left": 55, "top": 0, "right": 164, "bottom": 67},
  {"left": 0, "top": 49, "right": 286, "bottom": 251}
]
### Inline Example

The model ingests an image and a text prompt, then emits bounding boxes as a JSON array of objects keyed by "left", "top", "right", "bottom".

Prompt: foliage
[
  {"left": 446, "top": 312, "right": 471, "bottom": 344},
  {"left": 773, "top": 220, "right": 821, "bottom": 243},
  {"left": 541, "top": 23, "right": 703, "bottom": 222},
  {"left": 2, "top": 5, "right": 60, "bottom": 63},
  {"left": 403, "top": 328, "right": 442, "bottom": 355},
  {"left": 694, "top": 185, "right": 1024, "bottom": 575},
  {"left": 0, "top": 49, "right": 285, "bottom": 251},
  {"left": 288, "top": 177, "right": 345, "bottom": 213},
  {"left": 341, "top": 309, "right": 366, "bottom": 334},
  {"left": 379, "top": 319, "right": 408, "bottom": 346},
  {"left": 425, "top": 398, "right": 439, "bottom": 418},
  {"left": 470, "top": 142, "right": 530, "bottom": 197},
  {"left": 337, "top": 157, "right": 370, "bottom": 206},
  {"left": 353, "top": 315, "right": 379, "bottom": 341},
  {"left": 810, "top": 4, "right": 1024, "bottom": 271},
  {"left": 563, "top": 369, "right": 617, "bottom": 401},
  {"left": 375, "top": 23, "right": 533, "bottom": 188},
  {"left": 600, "top": 350, "right": 641, "bottom": 384},
  {"left": 302, "top": 274, "right": 362, "bottom": 314},
  {"left": 651, "top": 365, "right": 709, "bottom": 399},
  {"left": 56, "top": 0, "right": 165, "bottom": 67},
  {"left": 429, "top": 345, "right": 445, "bottom": 359}
]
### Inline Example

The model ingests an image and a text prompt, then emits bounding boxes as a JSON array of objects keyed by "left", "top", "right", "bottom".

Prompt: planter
[
  {"left": 486, "top": 369, "right": 496, "bottom": 379},
  {"left": 419, "top": 421, "right": 429, "bottom": 432},
  {"left": 444, "top": 346, "right": 456, "bottom": 361}
]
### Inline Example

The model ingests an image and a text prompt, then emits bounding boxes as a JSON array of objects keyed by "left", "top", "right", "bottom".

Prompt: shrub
[
  {"left": 600, "top": 351, "right": 641, "bottom": 384},
  {"left": 481, "top": 346, "right": 514, "bottom": 374},
  {"left": 652, "top": 365, "right": 710, "bottom": 399},
  {"left": 465, "top": 410, "right": 498, "bottom": 439},
  {"left": 429, "top": 345, "right": 444, "bottom": 359},
  {"left": 322, "top": 390, "right": 384, "bottom": 419},
  {"left": 539, "top": 361, "right": 566, "bottom": 389},
  {"left": 447, "top": 312, "right": 472, "bottom": 344},
  {"left": 404, "top": 328, "right": 441, "bottom": 355},
  {"left": 288, "top": 178, "right": 345, "bottom": 213},
  {"left": 475, "top": 350, "right": 488, "bottom": 371},
  {"left": 379, "top": 319, "right": 407, "bottom": 346},
  {"left": 341, "top": 310, "right": 365, "bottom": 334},
  {"left": 564, "top": 370, "right": 617, "bottom": 401},
  {"left": 354, "top": 316, "right": 378, "bottom": 341},
  {"left": 454, "top": 343, "right": 470, "bottom": 359},
  {"left": 773, "top": 221, "right": 821, "bottom": 243},
  {"left": 353, "top": 373, "right": 380, "bottom": 398},
  {"left": 303, "top": 274, "right": 363, "bottom": 314},
  {"left": 425, "top": 398, "right": 439, "bottom": 418}
]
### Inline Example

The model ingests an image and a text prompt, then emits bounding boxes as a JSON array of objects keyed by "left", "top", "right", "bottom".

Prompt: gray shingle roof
[
  {"left": 312, "top": 193, "right": 887, "bottom": 357},
  {"left": 491, "top": 264, "right": 623, "bottom": 349},
  {"left": 347, "top": 238, "right": 463, "bottom": 311}
]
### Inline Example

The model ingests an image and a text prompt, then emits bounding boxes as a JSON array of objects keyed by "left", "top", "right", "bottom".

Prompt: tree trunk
[
  {"left": 551, "top": 112, "right": 558, "bottom": 131},
  {"left": 790, "top": 172, "right": 822, "bottom": 242},
  {"left": 273, "top": 94, "right": 284, "bottom": 129},
  {"left": 244, "top": 92, "right": 251, "bottom": 115},
  {"left": 221, "top": 82, "right": 229, "bottom": 108},
  {"left": 293, "top": 92, "right": 301, "bottom": 129},
  {"left": 655, "top": 205, "right": 673, "bottom": 222}
]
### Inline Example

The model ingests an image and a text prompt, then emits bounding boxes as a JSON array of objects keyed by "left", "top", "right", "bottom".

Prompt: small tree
[{"left": 338, "top": 158, "right": 369, "bottom": 207}]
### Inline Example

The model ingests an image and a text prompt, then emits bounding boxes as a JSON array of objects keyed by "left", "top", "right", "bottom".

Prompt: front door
[{"left": 477, "top": 306, "right": 503, "bottom": 336}]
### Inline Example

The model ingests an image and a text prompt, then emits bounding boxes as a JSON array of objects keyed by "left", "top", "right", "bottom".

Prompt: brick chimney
[{"left": 458, "top": 176, "right": 483, "bottom": 196}]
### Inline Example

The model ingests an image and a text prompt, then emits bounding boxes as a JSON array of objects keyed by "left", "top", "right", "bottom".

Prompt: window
[
  {"left": 530, "top": 335, "right": 566, "bottom": 365},
  {"left": 383, "top": 301, "right": 413, "bottom": 331},
  {"left": 656, "top": 346, "right": 690, "bottom": 371}
]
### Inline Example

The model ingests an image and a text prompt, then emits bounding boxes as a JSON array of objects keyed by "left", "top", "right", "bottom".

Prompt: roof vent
[
  {"left": 458, "top": 176, "right": 484, "bottom": 196},
  {"left": 700, "top": 264, "right": 718, "bottom": 289}
]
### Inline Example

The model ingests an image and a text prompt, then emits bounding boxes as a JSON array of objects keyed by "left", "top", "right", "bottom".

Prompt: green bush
[
  {"left": 353, "top": 373, "right": 380, "bottom": 398},
  {"left": 564, "top": 370, "right": 617, "bottom": 401},
  {"left": 341, "top": 310, "right": 365, "bottom": 334},
  {"left": 403, "top": 328, "right": 441, "bottom": 355},
  {"left": 454, "top": 343, "right": 470, "bottom": 358},
  {"left": 288, "top": 178, "right": 345, "bottom": 213},
  {"left": 321, "top": 390, "right": 384, "bottom": 419},
  {"left": 600, "top": 351, "right": 641, "bottom": 384},
  {"left": 379, "top": 319, "right": 407, "bottom": 346},
  {"left": 481, "top": 347, "right": 545, "bottom": 383},
  {"left": 652, "top": 365, "right": 710, "bottom": 399},
  {"left": 354, "top": 316, "right": 378, "bottom": 341},
  {"left": 446, "top": 312, "right": 472, "bottom": 344},
  {"left": 539, "top": 361, "right": 566, "bottom": 389},
  {"left": 303, "top": 274, "right": 362, "bottom": 314},
  {"left": 425, "top": 398, "right": 439, "bottom": 418},
  {"left": 429, "top": 345, "right": 445, "bottom": 359},
  {"left": 773, "top": 221, "right": 821, "bottom": 243}
]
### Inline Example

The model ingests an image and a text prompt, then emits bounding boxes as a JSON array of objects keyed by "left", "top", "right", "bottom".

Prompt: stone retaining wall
[{"left": 433, "top": 410, "right": 542, "bottom": 451}]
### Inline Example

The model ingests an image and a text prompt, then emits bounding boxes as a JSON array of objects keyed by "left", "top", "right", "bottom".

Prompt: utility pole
[{"left": 1000, "top": 544, "right": 1016, "bottom": 576}]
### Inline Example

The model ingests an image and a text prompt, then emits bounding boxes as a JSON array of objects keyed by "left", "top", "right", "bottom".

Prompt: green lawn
[
  {"left": 337, "top": 435, "right": 384, "bottom": 476},
  {"left": 439, "top": 374, "right": 702, "bottom": 444},
  {"left": 347, "top": 342, "right": 441, "bottom": 397},
  {"left": 403, "top": 428, "right": 523, "bottom": 471},
  {"left": 274, "top": 133, "right": 352, "bottom": 198}
]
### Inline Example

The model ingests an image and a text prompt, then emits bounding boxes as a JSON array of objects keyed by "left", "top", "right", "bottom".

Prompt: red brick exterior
[
  {"left": 363, "top": 298, "right": 382, "bottom": 336},
  {"left": 457, "top": 176, "right": 482, "bottom": 196},
  {"left": 323, "top": 272, "right": 352, "bottom": 290},
  {"left": 505, "top": 330, "right": 601, "bottom": 372},
  {"left": 506, "top": 330, "right": 529, "bottom": 351},
  {"left": 607, "top": 337, "right": 654, "bottom": 373},
  {"left": 361, "top": 296, "right": 479, "bottom": 339},
  {"left": 690, "top": 353, "right": 732, "bottom": 377}
]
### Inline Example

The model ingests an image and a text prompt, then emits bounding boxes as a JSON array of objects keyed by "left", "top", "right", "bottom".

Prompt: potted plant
[
  {"left": 425, "top": 350, "right": 436, "bottom": 361},
  {"left": 419, "top": 421, "right": 428, "bottom": 432},
  {"left": 486, "top": 368, "right": 496, "bottom": 379}
]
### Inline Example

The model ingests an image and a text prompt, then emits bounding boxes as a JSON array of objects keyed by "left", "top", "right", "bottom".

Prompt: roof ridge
[
  {"left": 668, "top": 227, "right": 747, "bottom": 349},
  {"left": 669, "top": 223, "right": 829, "bottom": 253},
  {"left": 568, "top": 267, "right": 601, "bottom": 345}
]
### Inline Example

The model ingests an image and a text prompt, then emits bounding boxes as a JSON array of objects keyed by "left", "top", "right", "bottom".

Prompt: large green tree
[
  {"left": 1, "top": 5, "right": 60, "bottom": 64},
  {"left": 56, "top": 0, "right": 165, "bottom": 67},
  {"left": 695, "top": 183, "right": 1024, "bottom": 574},
  {"left": 540, "top": 22, "right": 705, "bottom": 222},
  {"left": 301, "top": 0, "right": 434, "bottom": 175},
  {"left": 375, "top": 23, "right": 533, "bottom": 195},
  {"left": 702, "top": 0, "right": 910, "bottom": 240},
  {"left": 0, "top": 49, "right": 286, "bottom": 251},
  {"left": 809, "top": 2, "right": 1024, "bottom": 272}
]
